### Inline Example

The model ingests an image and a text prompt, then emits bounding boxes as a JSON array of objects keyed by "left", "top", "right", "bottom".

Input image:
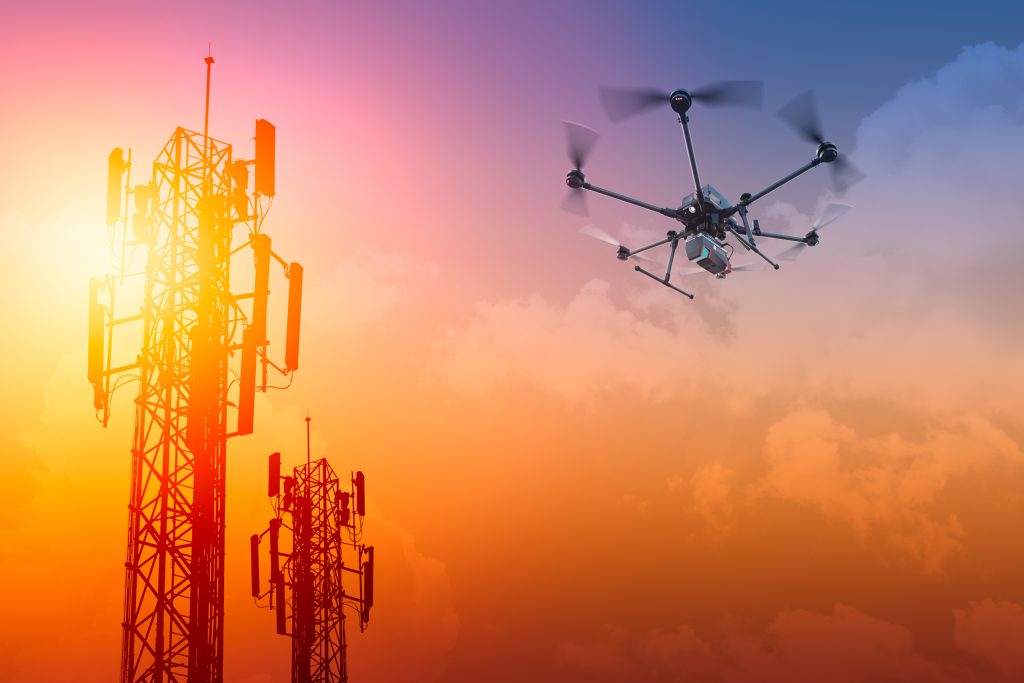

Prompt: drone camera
[{"left": 816, "top": 142, "right": 838, "bottom": 163}]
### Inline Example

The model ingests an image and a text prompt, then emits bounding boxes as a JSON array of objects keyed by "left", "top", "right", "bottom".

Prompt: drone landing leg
[
  {"left": 678, "top": 116, "right": 705, "bottom": 204},
  {"left": 634, "top": 264, "right": 694, "bottom": 299},
  {"left": 727, "top": 224, "right": 780, "bottom": 270},
  {"left": 663, "top": 237, "right": 679, "bottom": 281}
]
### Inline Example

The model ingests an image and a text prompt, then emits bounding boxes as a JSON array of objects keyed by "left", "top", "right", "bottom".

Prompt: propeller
[
  {"left": 562, "top": 121, "right": 599, "bottom": 215},
  {"left": 677, "top": 261, "right": 765, "bottom": 278},
  {"left": 777, "top": 203, "right": 852, "bottom": 261},
  {"left": 777, "top": 91, "right": 865, "bottom": 192},
  {"left": 579, "top": 225, "right": 664, "bottom": 267},
  {"left": 729, "top": 262, "right": 768, "bottom": 273},
  {"left": 599, "top": 80, "right": 764, "bottom": 122}
]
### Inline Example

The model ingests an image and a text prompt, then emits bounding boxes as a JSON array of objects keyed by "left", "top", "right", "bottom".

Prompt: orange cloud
[
  {"left": 690, "top": 462, "right": 739, "bottom": 533},
  {"left": 556, "top": 604, "right": 980, "bottom": 683},
  {"left": 756, "top": 409, "right": 1022, "bottom": 572},
  {"left": 953, "top": 599, "right": 1024, "bottom": 683}
]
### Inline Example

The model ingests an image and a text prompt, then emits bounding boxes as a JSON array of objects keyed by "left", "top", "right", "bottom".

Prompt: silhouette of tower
[
  {"left": 89, "top": 55, "right": 303, "bottom": 683},
  {"left": 252, "top": 419, "right": 374, "bottom": 683}
]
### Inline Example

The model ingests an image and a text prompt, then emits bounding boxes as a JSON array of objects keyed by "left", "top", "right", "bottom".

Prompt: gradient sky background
[{"left": 2, "top": 1, "right": 1024, "bottom": 681}]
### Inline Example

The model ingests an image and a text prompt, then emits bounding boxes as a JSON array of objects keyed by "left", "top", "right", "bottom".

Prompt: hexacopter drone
[{"left": 563, "top": 82, "right": 862, "bottom": 299}]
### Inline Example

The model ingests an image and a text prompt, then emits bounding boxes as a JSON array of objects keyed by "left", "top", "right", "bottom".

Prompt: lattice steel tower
[
  {"left": 252, "top": 418, "right": 375, "bottom": 683},
  {"left": 88, "top": 56, "right": 304, "bottom": 683}
]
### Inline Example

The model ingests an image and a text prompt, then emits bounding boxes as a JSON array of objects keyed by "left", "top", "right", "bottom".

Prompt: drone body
[{"left": 563, "top": 83, "right": 861, "bottom": 299}]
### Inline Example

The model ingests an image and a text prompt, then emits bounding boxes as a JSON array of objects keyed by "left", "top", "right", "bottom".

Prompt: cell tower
[
  {"left": 88, "top": 56, "right": 304, "bottom": 683},
  {"left": 252, "top": 418, "right": 375, "bottom": 683}
]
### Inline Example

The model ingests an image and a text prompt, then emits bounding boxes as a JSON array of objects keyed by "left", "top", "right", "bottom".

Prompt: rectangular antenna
[
  {"left": 355, "top": 471, "right": 366, "bottom": 517},
  {"left": 238, "top": 327, "right": 256, "bottom": 435},
  {"left": 362, "top": 546, "right": 374, "bottom": 624},
  {"left": 268, "top": 452, "right": 281, "bottom": 497},
  {"left": 88, "top": 279, "right": 105, "bottom": 384},
  {"left": 251, "top": 234, "right": 271, "bottom": 346},
  {"left": 275, "top": 582, "right": 287, "bottom": 635},
  {"left": 249, "top": 534, "right": 260, "bottom": 597},
  {"left": 269, "top": 518, "right": 281, "bottom": 580},
  {"left": 338, "top": 491, "right": 350, "bottom": 527},
  {"left": 285, "top": 263, "right": 302, "bottom": 372},
  {"left": 107, "top": 148, "right": 125, "bottom": 225},
  {"left": 255, "top": 119, "right": 276, "bottom": 196}
]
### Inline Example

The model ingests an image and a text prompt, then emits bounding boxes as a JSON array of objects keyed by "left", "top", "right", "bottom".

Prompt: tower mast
[{"left": 90, "top": 55, "right": 302, "bottom": 683}]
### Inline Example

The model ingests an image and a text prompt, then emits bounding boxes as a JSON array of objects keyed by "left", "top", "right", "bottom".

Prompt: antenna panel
[
  {"left": 285, "top": 262, "right": 302, "bottom": 372},
  {"left": 268, "top": 451, "right": 281, "bottom": 497},
  {"left": 255, "top": 119, "right": 276, "bottom": 196},
  {"left": 238, "top": 327, "right": 257, "bottom": 436},
  {"left": 354, "top": 471, "right": 366, "bottom": 517},
  {"left": 362, "top": 546, "right": 374, "bottom": 624},
  {"left": 250, "top": 534, "right": 260, "bottom": 597},
  {"left": 275, "top": 581, "right": 287, "bottom": 635},
  {"left": 251, "top": 234, "right": 271, "bottom": 346},
  {"left": 88, "top": 279, "right": 105, "bottom": 384},
  {"left": 106, "top": 148, "right": 125, "bottom": 226}
]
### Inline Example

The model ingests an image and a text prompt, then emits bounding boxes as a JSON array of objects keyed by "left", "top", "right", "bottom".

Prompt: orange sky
[{"left": 2, "top": 3, "right": 1024, "bottom": 682}]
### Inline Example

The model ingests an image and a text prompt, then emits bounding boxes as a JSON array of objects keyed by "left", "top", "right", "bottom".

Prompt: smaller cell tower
[{"left": 252, "top": 418, "right": 374, "bottom": 683}]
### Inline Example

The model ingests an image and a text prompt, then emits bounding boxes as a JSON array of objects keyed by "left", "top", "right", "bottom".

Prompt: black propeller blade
[
  {"left": 599, "top": 86, "right": 670, "bottom": 122},
  {"left": 599, "top": 80, "right": 764, "bottom": 122},
  {"left": 831, "top": 156, "right": 866, "bottom": 193},
  {"left": 777, "top": 202, "right": 852, "bottom": 261},
  {"left": 562, "top": 121, "right": 599, "bottom": 215},
  {"left": 565, "top": 120, "right": 598, "bottom": 171},
  {"left": 690, "top": 80, "right": 764, "bottom": 109},
  {"left": 579, "top": 225, "right": 664, "bottom": 268},
  {"left": 778, "top": 90, "right": 825, "bottom": 145},
  {"left": 778, "top": 90, "right": 865, "bottom": 192}
]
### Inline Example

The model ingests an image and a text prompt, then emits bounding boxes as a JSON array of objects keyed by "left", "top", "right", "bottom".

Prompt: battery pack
[{"left": 684, "top": 234, "right": 730, "bottom": 274}]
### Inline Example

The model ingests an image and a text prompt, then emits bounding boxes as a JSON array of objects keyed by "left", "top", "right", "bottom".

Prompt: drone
[{"left": 562, "top": 82, "right": 862, "bottom": 299}]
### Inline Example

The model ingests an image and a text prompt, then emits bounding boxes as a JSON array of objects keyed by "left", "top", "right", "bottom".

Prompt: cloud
[
  {"left": 349, "top": 505, "right": 460, "bottom": 683},
  {"left": 953, "top": 599, "right": 1024, "bottom": 682},
  {"left": 839, "top": 41, "right": 1024, "bottom": 342},
  {"left": 436, "top": 278, "right": 747, "bottom": 404},
  {"left": 305, "top": 247, "right": 438, "bottom": 332},
  {"left": 853, "top": 42, "right": 1024, "bottom": 203},
  {"left": 690, "top": 462, "right": 739, "bottom": 533},
  {"left": 556, "top": 604, "right": 975, "bottom": 683},
  {"left": 756, "top": 409, "right": 1022, "bottom": 572}
]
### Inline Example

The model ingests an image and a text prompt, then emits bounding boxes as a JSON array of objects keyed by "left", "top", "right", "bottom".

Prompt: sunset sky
[{"left": 2, "top": 1, "right": 1024, "bottom": 681}]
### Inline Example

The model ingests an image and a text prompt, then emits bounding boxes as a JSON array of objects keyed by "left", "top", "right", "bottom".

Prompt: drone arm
[
  {"left": 728, "top": 158, "right": 820, "bottom": 213},
  {"left": 678, "top": 116, "right": 705, "bottom": 205},
  {"left": 628, "top": 234, "right": 675, "bottom": 257},
  {"left": 726, "top": 223, "right": 780, "bottom": 270},
  {"left": 582, "top": 181, "right": 680, "bottom": 219},
  {"left": 752, "top": 228, "right": 807, "bottom": 243}
]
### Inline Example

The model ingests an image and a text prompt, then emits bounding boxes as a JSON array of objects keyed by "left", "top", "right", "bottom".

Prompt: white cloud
[{"left": 436, "top": 278, "right": 743, "bottom": 404}]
